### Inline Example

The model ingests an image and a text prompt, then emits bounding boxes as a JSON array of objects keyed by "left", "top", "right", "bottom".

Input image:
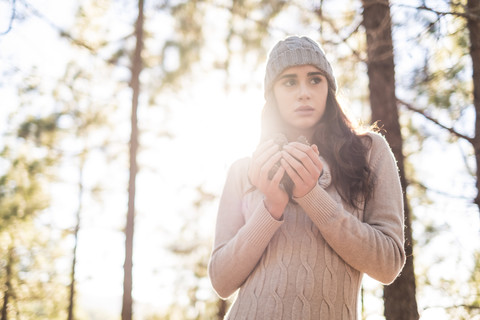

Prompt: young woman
[{"left": 208, "top": 36, "right": 406, "bottom": 320}]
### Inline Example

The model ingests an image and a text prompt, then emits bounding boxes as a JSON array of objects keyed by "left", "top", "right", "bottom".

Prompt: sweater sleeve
[
  {"left": 294, "top": 133, "right": 406, "bottom": 284},
  {"left": 208, "top": 158, "right": 284, "bottom": 299}
]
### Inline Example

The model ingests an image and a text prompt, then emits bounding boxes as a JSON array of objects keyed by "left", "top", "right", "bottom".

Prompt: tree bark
[
  {"left": 67, "top": 162, "right": 84, "bottom": 320},
  {"left": 468, "top": 0, "right": 480, "bottom": 212},
  {"left": 121, "top": 1, "right": 144, "bottom": 319},
  {"left": 361, "top": 1, "right": 419, "bottom": 319},
  {"left": 216, "top": 299, "right": 227, "bottom": 319},
  {"left": 1, "top": 246, "right": 13, "bottom": 320}
]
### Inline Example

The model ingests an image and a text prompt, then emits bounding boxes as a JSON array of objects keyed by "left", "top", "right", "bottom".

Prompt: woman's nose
[{"left": 298, "top": 82, "right": 311, "bottom": 100}]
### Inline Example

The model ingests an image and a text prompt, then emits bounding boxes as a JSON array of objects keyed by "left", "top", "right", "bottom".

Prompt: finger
[
  {"left": 281, "top": 150, "right": 309, "bottom": 181},
  {"left": 250, "top": 143, "right": 280, "bottom": 182},
  {"left": 256, "top": 143, "right": 280, "bottom": 164},
  {"left": 270, "top": 165, "right": 285, "bottom": 186},
  {"left": 282, "top": 148, "right": 322, "bottom": 186},
  {"left": 307, "top": 145, "right": 323, "bottom": 172},
  {"left": 284, "top": 144, "right": 322, "bottom": 175},
  {"left": 287, "top": 142, "right": 319, "bottom": 159},
  {"left": 280, "top": 158, "right": 303, "bottom": 185},
  {"left": 283, "top": 145, "right": 315, "bottom": 170},
  {"left": 259, "top": 151, "right": 282, "bottom": 181}
]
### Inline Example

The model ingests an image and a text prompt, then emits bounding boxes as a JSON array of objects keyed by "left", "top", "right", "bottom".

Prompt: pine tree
[
  {"left": 122, "top": 1, "right": 144, "bottom": 319},
  {"left": 361, "top": 1, "right": 419, "bottom": 319}
]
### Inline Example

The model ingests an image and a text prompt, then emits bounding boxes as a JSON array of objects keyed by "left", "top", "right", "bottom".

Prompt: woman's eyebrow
[
  {"left": 278, "top": 73, "right": 297, "bottom": 80},
  {"left": 279, "top": 72, "right": 324, "bottom": 79},
  {"left": 278, "top": 71, "right": 324, "bottom": 81}
]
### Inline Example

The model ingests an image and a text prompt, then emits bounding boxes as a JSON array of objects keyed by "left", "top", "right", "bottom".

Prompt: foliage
[
  {"left": 0, "top": 0, "right": 479, "bottom": 318},
  {"left": 394, "top": 2, "right": 480, "bottom": 319},
  {"left": 0, "top": 151, "right": 49, "bottom": 231},
  {"left": 0, "top": 223, "right": 69, "bottom": 319},
  {"left": 0, "top": 120, "right": 66, "bottom": 318}
]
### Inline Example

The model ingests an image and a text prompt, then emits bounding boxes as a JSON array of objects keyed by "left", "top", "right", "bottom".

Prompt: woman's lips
[{"left": 295, "top": 105, "right": 314, "bottom": 115}]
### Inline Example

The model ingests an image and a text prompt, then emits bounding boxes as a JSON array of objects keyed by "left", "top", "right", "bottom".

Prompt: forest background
[{"left": 0, "top": 0, "right": 479, "bottom": 319}]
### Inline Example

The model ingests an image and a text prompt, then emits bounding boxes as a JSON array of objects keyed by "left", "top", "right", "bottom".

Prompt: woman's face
[{"left": 273, "top": 64, "right": 328, "bottom": 139}]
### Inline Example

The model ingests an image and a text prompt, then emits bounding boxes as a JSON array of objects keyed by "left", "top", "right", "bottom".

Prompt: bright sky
[
  {"left": 1, "top": 1, "right": 480, "bottom": 319},
  {"left": 1, "top": 1, "right": 264, "bottom": 317}
]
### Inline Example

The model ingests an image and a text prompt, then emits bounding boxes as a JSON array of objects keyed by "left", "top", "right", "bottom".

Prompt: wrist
[
  {"left": 293, "top": 183, "right": 317, "bottom": 199},
  {"left": 263, "top": 199, "right": 286, "bottom": 220}
]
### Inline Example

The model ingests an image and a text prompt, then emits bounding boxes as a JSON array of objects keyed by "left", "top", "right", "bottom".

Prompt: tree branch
[
  {"left": 423, "top": 303, "right": 480, "bottom": 311},
  {"left": 18, "top": 0, "right": 97, "bottom": 52},
  {"left": 208, "top": 2, "right": 288, "bottom": 35},
  {"left": 395, "top": 3, "right": 480, "bottom": 22},
  {"left": 16, "top": 0, "right": 133, "bottom": 68},
  {"left": 0, "top": 0, "right": 16, "bottom": 36},
  {"left": 314, "top": 12, "right": 365, "bottom": 63},
  {"left": 410, "top": 179, "right": 473, "bottom": 201},
  {"left": 397, "top": 98, "right": 474, "bottom": 143}
]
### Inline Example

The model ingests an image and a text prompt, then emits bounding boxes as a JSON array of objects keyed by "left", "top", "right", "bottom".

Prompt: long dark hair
[{"left": 260, "top": 81, "right": 375, "bottom": 209}]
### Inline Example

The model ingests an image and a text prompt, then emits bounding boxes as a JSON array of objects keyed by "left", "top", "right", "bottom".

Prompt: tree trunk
[
  {"left": 468, "top": 0, "right": 480, "bottom": 213},
  {"left": 1, "top": 246, "right": 13, "bottom": 320},
  {"left": 121, "top": 1, "right": 144, "bottom": 319},
  {"left": 67, "top": 163, "right": 84, "bottom": 320},
  {"left": 216, "top": 299, "right": 227, "bottom": 319},
  {"left": 361, "top": 1, "right": 419, "bottom": 319}
]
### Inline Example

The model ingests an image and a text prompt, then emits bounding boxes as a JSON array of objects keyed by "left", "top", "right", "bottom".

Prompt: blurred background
[{"left": 0, "top": 0, "right": 479, "bottom": 319}]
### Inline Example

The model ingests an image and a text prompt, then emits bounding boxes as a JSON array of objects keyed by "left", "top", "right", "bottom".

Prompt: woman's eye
[
  {"left": 284, "top": 79, "right": 297, "bottom": 87},
  {"left": 310, "top": 77, "right": 322, "bottom": 84}
]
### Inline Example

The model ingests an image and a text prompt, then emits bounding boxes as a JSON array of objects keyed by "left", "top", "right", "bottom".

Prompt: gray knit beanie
[{"left": 264, "top": 36, "right": 336, "bottom": 97}]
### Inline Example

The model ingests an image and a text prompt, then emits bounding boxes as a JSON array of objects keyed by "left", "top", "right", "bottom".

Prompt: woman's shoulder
[
  {"left": 357, "top": 130, "right": 389, "bottom": 150},
  {"left": 229, "top": 157, "right": 251, "bottom": 174},
  {"left": 363, "top": 131, "right": 389, "bottom": 148},
  {"left": 225, "top": 157, "right": 252, "bottom": 190},
  {"left": 362, "top": 131, "right": 398, "bottom": 168}
]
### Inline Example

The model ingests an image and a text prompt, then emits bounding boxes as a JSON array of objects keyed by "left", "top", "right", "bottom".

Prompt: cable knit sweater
[{"left": 208, "top": 132, "right": 406, "bottom": 320}]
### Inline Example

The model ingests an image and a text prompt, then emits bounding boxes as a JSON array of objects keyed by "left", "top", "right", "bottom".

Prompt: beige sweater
[{"left": 208, "top": 132, "right": 406, "bottom": 320}]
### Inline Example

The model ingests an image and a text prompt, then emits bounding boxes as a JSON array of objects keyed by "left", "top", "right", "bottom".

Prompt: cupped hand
[
  {"left": 281, "top": 142, "right": 323, "bottom": 198},
  {"left": 248, "top": 140, "right": 289, "bottom": 219}
]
